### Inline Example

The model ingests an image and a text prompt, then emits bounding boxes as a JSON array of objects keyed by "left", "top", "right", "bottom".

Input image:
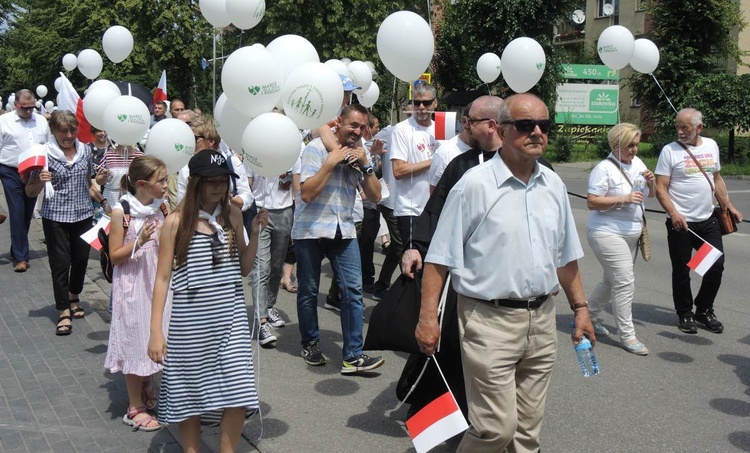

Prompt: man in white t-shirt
[
  {"left": 389, "top": 83, "right": 440, "bottom": 248},
  {"left": 655, "top": 108, "right": 743, "bottom": 334},
  {"left": 428, "top": 103, "right": 473, "bottom": 193}
]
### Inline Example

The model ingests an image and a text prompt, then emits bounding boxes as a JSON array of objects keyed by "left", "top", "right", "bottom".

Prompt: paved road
[{"left": 1, "top": 161, "right": 749, "bottom": 452}]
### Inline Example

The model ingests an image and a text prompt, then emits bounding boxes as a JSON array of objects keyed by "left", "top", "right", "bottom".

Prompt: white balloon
[
  {"left": 630, "top": 38, "right": 660, "bottom": 74},
  {"left": 87, "top": 79, "right": 121, "bottom": 97},
  {"left": 77, "top": 49, "right": 104, "bottom": 80},
  {"left": 36, "top": 85, "right": 48, "bottom": 98},
  {"left": 241, "top": 113, "right": 302, "bottom": 177},
  {"left": 83, "top": 88, "right": 121, "bottom": 130},
  {"left": 266, "top": 34, "right": 320, "bottom": 83},
  {"left": 597, "top": 25, "right": 635, "bottom": 71},
  {"left": 102, "top": 25, "right": 134, "bottom": 64},
  {"left": 102, "top": 96, "right": 150, "bottom": 145},
  {"left": 282, "top": 62, "right": 344, "bottom": 130},
  {"left": 221, "top": 45, "right": 283, "bottom": 117},
  {"left": 324, "top": 59, "right": 352, "bottom": 79},
  {"left": 4, "top": 103, "right": 10, "bottom": 111},
  {"left": 364, "top": 61, "right": 376, "bottom": 72},
  {"left": 359, "top": 81, "right": 380, "bottom": 108},
  {"left": 227, "top": 0, "right": 265, "bottom": 30},
  {"left": 341, "top": 58, "right": 352, "bottom": 65},
  {"left": 214, "top": 93, "right": 254, "bottom": 152},
  {"left": 145, "top": 118, "right": 197, "bottom": 173},
  {"left": 476, "top": 52, "right": 502, "bottom": 83},
  {"left": 348, "top": 60, "right": 372, "bottom": 95},
  {"left": 62, "top": 53, "right": 77, "bottom": 72},
  {"left": 45, "top": 101, "right": 54, "bottom": 111},
  {"left": 54, "top": 77, "right": 63, "bottom": 92},
  {"left": 199, "top": 0, "right": 231, "bottom": 28},
  {"left": 501, "top": 37, "right": 546, "bottom": 93},
  {"left": 35, "top": 101, "right": 42, "bottom": 109},
  {"left": 377, "top": 11, "right": 434, "bottom": 82}
]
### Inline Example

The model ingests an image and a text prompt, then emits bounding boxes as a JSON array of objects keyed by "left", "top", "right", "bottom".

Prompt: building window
[
  {"left": 631, "top": 96, "right": 642, "bottom": 108},
  {"left": 636, "top": 0, "right": 646, "bottom": 11},
  {"left": 597, "top": 0, "right": 620, "bottom": 18}
]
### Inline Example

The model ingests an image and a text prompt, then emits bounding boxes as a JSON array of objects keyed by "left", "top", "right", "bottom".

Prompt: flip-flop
[{"left": 281, "top": 281, "right": 298, "bottom": 293}]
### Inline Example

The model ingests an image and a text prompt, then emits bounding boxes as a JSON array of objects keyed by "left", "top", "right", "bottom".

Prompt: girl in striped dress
[
  {"left": 148, "top": 149, "right": 266, "bottom": 452},
  {"left": 104, "top": 156, "right": 170, "bottom": 431}
]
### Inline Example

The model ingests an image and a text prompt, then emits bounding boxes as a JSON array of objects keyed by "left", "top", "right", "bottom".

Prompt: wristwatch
[{"left": 362, "top": 165, "right": 375, "bottom": 176}]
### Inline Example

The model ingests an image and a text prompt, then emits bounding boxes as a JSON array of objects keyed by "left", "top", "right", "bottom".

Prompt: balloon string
[
  {"left": 485, "top": 83, "right": 490, "bottom": 95},
  {"left": 651, "top": 74, "right": 678, "bottom": 114}
]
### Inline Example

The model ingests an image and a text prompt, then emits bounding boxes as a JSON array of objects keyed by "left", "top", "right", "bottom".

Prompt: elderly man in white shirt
[
  {"left": 0, "top": 89, "right": 50, "bottom": 272},
  {"left": 416, "top": 93, "right": 595, "bottom": 453}
]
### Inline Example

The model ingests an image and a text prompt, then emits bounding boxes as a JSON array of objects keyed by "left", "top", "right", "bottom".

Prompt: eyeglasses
[
  {"left": 17, "top": 107, "right": 35, "bottom": 112},
  {"left": 500, "top": 119, "right": 553, "bottom": 134},
  {"left": 412, "top": 99, "right": 435, "bottom": 107},
  {"left": 466, "top": 117, "right": 494, "bottom": 125},
  {"left": 209, "top": 232, "right": 223, "bottom": 266}
]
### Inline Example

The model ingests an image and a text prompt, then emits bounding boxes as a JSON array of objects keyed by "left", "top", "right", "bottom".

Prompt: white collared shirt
[
  {"left": 426, "top": 154, "right": 583, "bottom": 300},
  {"left": 0, "top": 111, "right": 51, "bottom": 167}
]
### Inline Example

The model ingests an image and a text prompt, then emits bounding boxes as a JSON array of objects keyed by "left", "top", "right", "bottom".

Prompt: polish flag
[
  {"left": 687, "top": 242, "right": 723, "bottom": 276},
  {"left": 17, "top": 144, "right": 47, "bottom": 175},
  {"left": 406, "top": 391, "right": 468, "bottom": 453},
  {"left": 56, "top": 72, "right": 94, "bottom": 143},
  {"left": 80, "top": 216, "right": 111, "bottom": 251},
  {"left": 433, "top": 112, "right": 457, "bottom": 141},
  {"left": 153, "top": 70, "right": 167, "bottom": 105}
]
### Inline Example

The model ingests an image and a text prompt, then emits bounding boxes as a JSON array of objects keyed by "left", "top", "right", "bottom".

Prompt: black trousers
[
  {"left": 666, "top": 216, "right": 724, "bottom": 316},
  {"left": 377, "top": 205, "right": 402, "bottom": 288},
  {"left": 42, "top": 218, "right": 92, "bottom": 310},
  {"left": 359, "top": 207, "right": 381, "bottom": 287}
]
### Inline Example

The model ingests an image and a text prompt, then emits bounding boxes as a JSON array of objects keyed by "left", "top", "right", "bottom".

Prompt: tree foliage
[
  {"left": 434, "top": 0, "right": 578, "bottom": 110},
  {"left": 629, "top": 0, "right": 746, "bottom": 132}
]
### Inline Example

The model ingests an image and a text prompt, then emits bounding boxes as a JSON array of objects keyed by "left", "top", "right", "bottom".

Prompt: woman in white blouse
[{"left": 586, "top": 123, "right": 655, "bottom": 355}]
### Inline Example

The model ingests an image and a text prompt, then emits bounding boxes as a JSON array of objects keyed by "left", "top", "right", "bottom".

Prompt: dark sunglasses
[
  {"left": 466, "top": 117, "right": 494, "bottom": 125},
  {"left": 501, "top": 119, "right": 553, "bottom": 134},
  {"left": 194, "top": 135, "right": 204, "bottom": 140},
  {"left": 209, "top": 232, "right": 224, "bottom": 266},
  {"left": 17, "top": 106, "right": 35, "bottom": 112},
  {"left": 412, "top": 99, "right": 435, "bottom": 107}
]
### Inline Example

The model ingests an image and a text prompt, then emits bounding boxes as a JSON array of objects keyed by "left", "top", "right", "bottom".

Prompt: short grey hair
[
  {"left": 412, "top": 83, "right": 437, "bottom": 100},
  {"left": 496, "top": 93, "right": 546, "bottom": 124},
  {"left": 677, "top": 108, "right": 703, "bottom": 127}
]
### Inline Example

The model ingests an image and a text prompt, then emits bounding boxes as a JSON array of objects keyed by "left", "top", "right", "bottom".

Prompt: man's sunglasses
[
  {"left": 17, "top": 106, "right": 35, "bottom": 112},
  {"left": 500, "top": 119, "right": 553, "bottom": 134},
  {"left": 412, "top": 99, "right": 435, "bottom": 107}
]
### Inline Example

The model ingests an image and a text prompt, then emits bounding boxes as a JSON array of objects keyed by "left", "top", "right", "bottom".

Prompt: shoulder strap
[
  {"left": 607, "top": 157, "right": 633, "bottom": 187},
  {"left": 121, "top": 200, "right": 131, "bottom": 230},
  {"left": 225, "top": 154, "right": 238, "bottom": 196},
  {"left": 675, "top": 141, "right": 715, "bottom": 193}
]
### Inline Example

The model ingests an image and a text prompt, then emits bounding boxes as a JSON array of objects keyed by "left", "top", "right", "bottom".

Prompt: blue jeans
[
  {"left": 296, "top": 236, "right": 364, "bottom": 361},
  {"left": 0, "top": 164, "right": 36, "bottom": 262}
]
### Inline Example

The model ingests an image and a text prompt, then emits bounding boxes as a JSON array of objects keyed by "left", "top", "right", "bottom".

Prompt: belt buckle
[{"left": 525, "top": 297, "right": 535, "bottom": 310}]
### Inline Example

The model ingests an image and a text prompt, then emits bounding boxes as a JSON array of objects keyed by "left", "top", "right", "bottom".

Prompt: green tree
[
  {"left": 629, "top": 0, "right": 746, "bottom": 155},
  {"left": 433, "top": 0, "right": 578, "bottom": 110}
]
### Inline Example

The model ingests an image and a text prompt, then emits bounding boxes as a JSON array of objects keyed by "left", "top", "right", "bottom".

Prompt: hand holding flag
[{"left": 687, "top": 229, "right": 723, "bottom": 276}]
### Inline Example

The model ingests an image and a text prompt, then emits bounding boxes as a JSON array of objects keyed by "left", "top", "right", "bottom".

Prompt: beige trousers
[{"left": 457, "top": 295, "right": 557, "bottom": 453}]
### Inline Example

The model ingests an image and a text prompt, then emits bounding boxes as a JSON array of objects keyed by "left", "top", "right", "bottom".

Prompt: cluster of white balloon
[
  {"left": 597, "top": 25, "right": 660, "bottom": 74},
  {"left": 474, "top": 38, "right": 547, "bottom": 93}
]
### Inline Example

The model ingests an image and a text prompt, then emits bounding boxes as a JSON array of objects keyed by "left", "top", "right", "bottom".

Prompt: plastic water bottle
[
  {"left": 632, "top": 172, "right": 647, "bottom": 193},
  {"left": 573, "top": 324, "right": 599, "bottom": 377}
]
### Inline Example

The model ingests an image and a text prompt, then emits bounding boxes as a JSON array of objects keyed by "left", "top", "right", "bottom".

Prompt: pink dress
[{"left": 104, "top": 212, "right": 171, "bottom": 376}]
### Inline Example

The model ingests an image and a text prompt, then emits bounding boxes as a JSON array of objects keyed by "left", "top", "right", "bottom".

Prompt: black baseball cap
[{"left": 188, "top": 149, "right": 238, "bottom": 178}]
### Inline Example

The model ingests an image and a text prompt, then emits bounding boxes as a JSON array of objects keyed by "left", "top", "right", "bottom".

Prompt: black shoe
[
  {"left": 324, "top": 296, "right": 341, "bottom": 312},
  {"left": 341, "top": 354, "right": 385, "bottom": 374},
  {"left": 678, "top": 315, "right": 698, "bottom": 334},
  {"left": 301, "top": 340, "right": 327, "bottom": 366},
  {"left": 370, "top": 282, "right": 389, "bottom": 301},
  {"left": 363, "top": 283, "right": 375, "bottom": 294},
  {"left": 695, "top": 310, "right": 724, "bottom": 333}
]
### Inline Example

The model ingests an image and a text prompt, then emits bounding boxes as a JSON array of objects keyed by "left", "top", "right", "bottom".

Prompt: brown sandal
[
  {"left": 56, "top": 315, "right": 72, "bottom": 336},
  {"left": 70, "top": 299, "right": 85, "bottom": 319}
]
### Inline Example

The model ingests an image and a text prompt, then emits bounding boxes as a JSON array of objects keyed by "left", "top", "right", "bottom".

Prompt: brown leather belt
[{"left": 485, "top": 294, "right": 549, "bottom": 309}]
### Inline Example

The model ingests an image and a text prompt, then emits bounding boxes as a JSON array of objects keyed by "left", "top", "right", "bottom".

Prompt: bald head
[{"left": 465, "top": 95, "right": 504, "bottom": 151}]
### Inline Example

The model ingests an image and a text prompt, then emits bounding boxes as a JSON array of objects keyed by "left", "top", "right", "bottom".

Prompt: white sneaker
[
  {"left": 259, "top": 323, "right": 277, "bottom": 346},
  {"left": 593, "top": 322, "right": 610, "bottom": 336},
  {"left": 267, "top": 308, "right": 285, "bottom": 328}
]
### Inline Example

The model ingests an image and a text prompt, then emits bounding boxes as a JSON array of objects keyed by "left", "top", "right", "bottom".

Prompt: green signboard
[
  {"left": 555, "top": 83, "right": 619, "bottom": 125},
  {"left": 560, "top": 64, "right": 619, "bottom": 81}
]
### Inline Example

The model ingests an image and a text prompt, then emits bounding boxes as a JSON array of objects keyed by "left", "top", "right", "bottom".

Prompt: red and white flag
[
  {"left": 80, "top": 216, "right": 111, "bottom": 251},
  {"left": 17, "top": 144, "right": 47, "bottom": 175},
  {"left": 687, "top": 241, "right": 723, "bottom": 276},
  {"left": 433, "top": 112, "right": 457, "bottom": 141},
  {"left": 406, "top": 391, "right": 468, "bottom": 453},
  {"left": 56, "top": 72, "right": 94, "bottom": 143},
  {"left": 153, "top": 70, "right": 167, "bottom": 105}
]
